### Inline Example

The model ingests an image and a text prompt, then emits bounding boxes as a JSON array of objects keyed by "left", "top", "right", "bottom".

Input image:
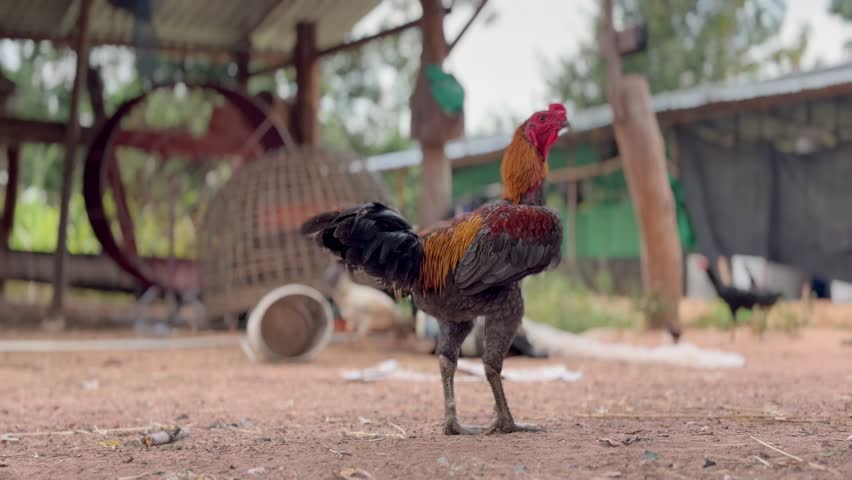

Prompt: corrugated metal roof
[
  {"left": 367, "top": 62, "right": 852, "bottom": 172},
  {"left": 0, "top": 0, "right": 381, "bottom": 56}
]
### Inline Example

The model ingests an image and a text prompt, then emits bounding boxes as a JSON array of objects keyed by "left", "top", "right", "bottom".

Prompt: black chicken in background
[{"left": 696, "top": 255, "right": 783, "bottom": 339}]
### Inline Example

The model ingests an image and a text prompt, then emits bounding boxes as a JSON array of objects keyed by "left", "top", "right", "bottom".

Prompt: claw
[
  {"left": 443, "top": 418, "right": 484, "bottom": 435},
  {"left": 485, "top": 421, "right": 544, "bottom": 434}
]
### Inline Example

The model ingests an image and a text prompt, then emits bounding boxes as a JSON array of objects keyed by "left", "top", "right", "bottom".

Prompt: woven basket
[{"left": 200, "top": 147, "right": 392, "bottom": 322}]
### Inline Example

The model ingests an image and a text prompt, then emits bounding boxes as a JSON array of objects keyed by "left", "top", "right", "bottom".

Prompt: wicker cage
[{"left": 200, "top": 147, "right": 393, "bottom": 322}]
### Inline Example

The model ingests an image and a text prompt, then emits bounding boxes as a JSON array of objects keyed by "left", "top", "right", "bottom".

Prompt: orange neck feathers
[{"left": 501, "top": 125, "right": 548, "bottom": 204}]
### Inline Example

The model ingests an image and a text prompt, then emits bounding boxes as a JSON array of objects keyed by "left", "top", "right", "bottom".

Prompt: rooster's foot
[
  {"left": 442, "top": 418, "right": 482, "bottom": 435},
  {"left": 485, "top": 420, "right": 544, "bottom": 434}
]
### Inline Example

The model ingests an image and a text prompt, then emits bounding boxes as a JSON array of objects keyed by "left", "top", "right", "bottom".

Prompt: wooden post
[
  {"left": 47, "top": 0, "right": 93, "bottom": 328},
  {"left": 293, "top": 22, "right": 319, "bottom": 145},
  {"left": 235, "top": 51, "right": 250, "bottom": 94},
  {"left": 1, "top": 145, "right": 19, "bottom": 297},
  {"left": 414, "top": 0, "right": 452, "bottom": 228},
  {"left": 567, "top": 181, "right": 578, "bottom": 271},
  {"left": 601, "top": 0, "right": 682, "bottom": 336},
  {"left": 395, "top": 168, "right": 407, "bottom": 212}
]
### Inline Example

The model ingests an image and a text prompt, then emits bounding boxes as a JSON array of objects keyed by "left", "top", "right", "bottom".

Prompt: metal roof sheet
[
  {"left": 0, "top": 0, "right": 381, "bottom": 56},
  {"left": 367, "top": 62, "right": 852, "bottom": 172}
]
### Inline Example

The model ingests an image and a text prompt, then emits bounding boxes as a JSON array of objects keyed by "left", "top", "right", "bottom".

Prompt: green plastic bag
[{"left": 424, "top": 64, "right": 464, "bottom": 115}]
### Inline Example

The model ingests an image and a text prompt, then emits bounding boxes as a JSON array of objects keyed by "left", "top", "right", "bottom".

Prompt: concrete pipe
[{"left": 244, "top": 284, "right": 333, "bottom": 362}]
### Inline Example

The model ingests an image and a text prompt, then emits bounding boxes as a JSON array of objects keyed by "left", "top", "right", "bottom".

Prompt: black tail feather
[{"left": 302, "top": 203, "right": 422, "bottom": 292}]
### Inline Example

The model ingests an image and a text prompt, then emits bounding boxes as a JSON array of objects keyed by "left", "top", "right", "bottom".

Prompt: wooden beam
[
  {"left": 1, "top": 250, "right": 199, "bottom": 293},
  {"left": 0, "top": 30, "right": 288, "bottom": 63},
  {"left": 250, "top": 8, "right": 452, "bottom": 77},
  {"left": 48, "top": 0, "right": 94, "bottom": 327},
  {"left": 293, "top": 22, "right": 319, "bottom": 145},
  {"left": 548, "top": 156, "right": 622, "bottom": 183},
  {"left": 447, "top": 0, "right": 488, "bottom": 54}
]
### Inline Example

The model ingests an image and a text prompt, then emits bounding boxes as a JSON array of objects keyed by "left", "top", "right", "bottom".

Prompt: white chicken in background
[{"left": 325, "top": 264, "right": 413, "bottom": 338}]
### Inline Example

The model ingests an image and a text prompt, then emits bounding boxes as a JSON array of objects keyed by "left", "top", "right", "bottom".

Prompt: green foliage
[
  {"left": 318, "top": 0, "right": 421, "bottom": 157},
  {"left": 547, "top": 0, "right": 810, "bottom": 109},
  {"left": 830, "top": 0, "right": 852, "bottom": 19},
  {"left": 524, "top": 270, "right": 643, "bottom": 333},
  {"left": 829, "top": 0, "right": 852, "bottom": 54}
]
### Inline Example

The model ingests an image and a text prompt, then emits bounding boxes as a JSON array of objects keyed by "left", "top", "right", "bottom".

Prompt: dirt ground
[{"left": 1, "top": 328, "right": 850, "bottom": 480}]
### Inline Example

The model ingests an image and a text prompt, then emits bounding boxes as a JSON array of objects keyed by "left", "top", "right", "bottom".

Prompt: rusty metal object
[{"left": 83, "top": 83, "right": 287, "bottom": 291}]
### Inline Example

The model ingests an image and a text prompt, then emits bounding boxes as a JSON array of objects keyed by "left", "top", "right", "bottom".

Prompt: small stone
[
  {"left": 641, "top": 450, "right": 658, "bottom": 462},
  {"left": 514, "top": 464, "right": 526, "bottom": 473},
  {"left": 248, "top": 466, "right": 266, "bottom": 475},
  {"left": 80, "top": 379, "right": 99, "bottom": 390},
  {"left": 703, "top": 457, "right": 716, "bottom": 468},
  {"left": 437, "top": 456, "right": 449, "bottom": 466},
  {"left": 240, "top": 418, "right": 255, "bottom": 429}
]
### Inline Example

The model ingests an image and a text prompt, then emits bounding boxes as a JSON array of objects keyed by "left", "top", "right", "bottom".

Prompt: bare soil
[{"left": 0, "top": 328, "right": 850, "bottom": 480}]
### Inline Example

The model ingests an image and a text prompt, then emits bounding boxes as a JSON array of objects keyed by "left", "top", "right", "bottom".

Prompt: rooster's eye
[{"left": 537, "top": 115, "right": 546, "bottom": 122}]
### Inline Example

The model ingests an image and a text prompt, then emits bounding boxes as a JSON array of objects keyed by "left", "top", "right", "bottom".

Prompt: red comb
[{"left": 548, "top": 103, "right": 566, "bottom": 113}]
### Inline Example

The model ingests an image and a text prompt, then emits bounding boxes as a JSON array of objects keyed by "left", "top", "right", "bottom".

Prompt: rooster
[
  {"left": 695, "top": 255, "right": 782, "bottom": 339},
  {"left": 302, "top": 104, "right": 568, "bottom": 435}
]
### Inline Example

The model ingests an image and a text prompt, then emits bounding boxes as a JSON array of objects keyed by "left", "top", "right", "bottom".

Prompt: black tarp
[{"left": 678, "top": 121, "right": 852, "bottom": 283}]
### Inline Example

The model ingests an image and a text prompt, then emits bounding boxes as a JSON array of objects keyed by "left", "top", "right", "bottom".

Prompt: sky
[{"left": 357, "top": 0, "right": 852, "bottom": 133}]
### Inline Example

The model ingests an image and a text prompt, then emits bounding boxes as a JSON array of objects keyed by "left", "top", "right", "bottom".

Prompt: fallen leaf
[
  {"left": 343, "top": 431, "right": 385, "bottom": 441},
  {"left": 599, "top": 438, "right": 619, "bottom": 447},
  {"left": 99, "top": 439, "right": 121, "bottom": 449},
  {"left": 339, "top": 467, "right": 373, "bottom": 479},
  {"left": 247, "top": 466, "right": 266, "bottom": 475}
]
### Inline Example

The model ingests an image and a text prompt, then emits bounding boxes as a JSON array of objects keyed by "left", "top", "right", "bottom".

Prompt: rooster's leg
[
  {"left": 437, "top": 319, "right": 479, "bottom": 435},
  {"left": 482, "top": 309, "right": 543, "bottom": 434}
]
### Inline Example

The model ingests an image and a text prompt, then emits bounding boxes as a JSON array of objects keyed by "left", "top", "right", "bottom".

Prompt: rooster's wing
[{"left": 453, "top": 203, "right": 562, "bottom": 295}]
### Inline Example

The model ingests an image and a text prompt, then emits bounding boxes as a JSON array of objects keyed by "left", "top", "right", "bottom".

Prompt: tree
[
  {"left": 829, "top": 0, "right": 852, "bottom": 54},
  {"left": 546, "top": 0, "right": 810, "bottom": 109}
]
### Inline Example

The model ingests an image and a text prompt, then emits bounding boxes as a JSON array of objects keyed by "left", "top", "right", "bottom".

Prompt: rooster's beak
[{"left": 560, "top": 120, "right": 571, "bottom": 131}]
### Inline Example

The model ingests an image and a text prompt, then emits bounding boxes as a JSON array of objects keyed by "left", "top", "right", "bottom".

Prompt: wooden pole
[
  {"left": 601, "top": 0, "right": 682, "bottom": 337},
  {"left": 415, "top": 0, "right": 451, "bottom": 228},
  {"left": 567, "top": 181, "right": 578, "bottom": 271},
  {"left": 235, "top": 51, "right": 250, "bottom": 94},
  {"left": 47, "top": 0, "right": 93, "bottom": 328},
  {"left": 1, "top": 145, "right": 19, "bottom": 297},
  {"left": 395, "top": 169, "right": 407, "bottom": 212},
  {"left": 293, "top": 22, "right": 319, "bottom": 145}
]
